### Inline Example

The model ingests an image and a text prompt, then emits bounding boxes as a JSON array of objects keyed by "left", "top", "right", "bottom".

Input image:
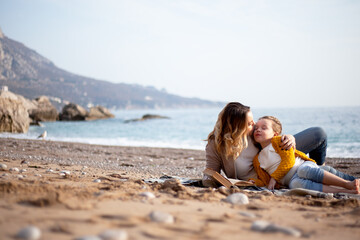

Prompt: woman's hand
[
  {"left": 280, "top": 134, "right": 296, "bottom": 150},
  {"left": 267, "top": 177, "right": 277, "bottom": 190}
]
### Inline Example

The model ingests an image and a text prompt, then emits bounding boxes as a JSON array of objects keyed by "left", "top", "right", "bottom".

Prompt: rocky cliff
[{"left": 0, "top": 28, "right": 223, "bottom": 110}]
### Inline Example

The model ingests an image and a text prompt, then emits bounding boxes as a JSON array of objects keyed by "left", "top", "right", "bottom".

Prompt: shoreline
[
  {"left": 1, "top": 138, "right": 360, "bottom": 239},
  {"left": 1, "top": 137, "right": 359, "bottom": 179},
  {"left": 1, "top": 134, "right": 359, "bottom": 159}
]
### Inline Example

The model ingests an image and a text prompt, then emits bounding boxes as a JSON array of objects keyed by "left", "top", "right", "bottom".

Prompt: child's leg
[
  {"left": 322, "top": 170, "right": 359, "bottom": 191},
  {"left": 320, "top": 165, "right": 355, "bottom": 181},
  {"left": 322, "top": 185, "right": 359, "bottom": 194},
  {"left": 290, "top": 161, "right": 359, "bottom": 194},
  {"left": 290, "top": 173, "right": 359, "bottom": 194}
]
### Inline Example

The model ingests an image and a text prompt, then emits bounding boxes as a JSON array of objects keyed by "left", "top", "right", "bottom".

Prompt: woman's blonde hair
[
  {"left": 258, "top": 116, "right": 282, "bottom": 135},
  {"left": 207, "top": 102, "right": 251, "bottom": 160}
]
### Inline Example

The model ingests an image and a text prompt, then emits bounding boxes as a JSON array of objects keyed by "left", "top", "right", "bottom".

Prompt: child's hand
[{"left": 267, "top": 178, "right": 277, "bottom": 190}]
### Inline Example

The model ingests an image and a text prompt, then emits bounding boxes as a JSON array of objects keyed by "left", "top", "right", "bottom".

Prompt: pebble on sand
[
  {"left": 74, "top": 236, "right": 102, "bottom": 240},
  {"left": 149, "top": 211, "right": 175, "bottom": 224},
  {"left": 224, "top": 193, "right": 249, "bottom": 205},
  {"left": 139, "top": 192, "right": 156, "bottom": 199},
  {"left": 251, "top": 220, "right": 301, "bottom": 237},
  {"left": 9, "top": 167, "right": 19, "bottom": 172},
  {"left": 16, "top": 225, "right": 41, "bottom": 240},
  {"left": 0, "top": 163, "right": 7, "bottom": 170},
  {"left": 98, "top": 230, "right": 128, "bottom": 240},
  {"left": 238, "top": 211, "right": 257, "bottom": 218},
  {"left": 60, "top": 170, "right": 71, "bottom": 175}
]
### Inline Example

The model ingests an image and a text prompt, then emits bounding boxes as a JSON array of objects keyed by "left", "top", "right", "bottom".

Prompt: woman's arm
[
  {"left": 280, "top": 134, "right": 296, "bottom": 150},
  {"left": 202, "top": 140, "right": 223, "bottom": 188},
  {"left": 204, "top": 140, "right": 222, "bottom": 173}
]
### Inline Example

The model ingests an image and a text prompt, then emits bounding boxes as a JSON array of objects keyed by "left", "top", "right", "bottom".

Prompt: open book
[{"left": 203, "top": 168, "right": 255, "bottom": 188}]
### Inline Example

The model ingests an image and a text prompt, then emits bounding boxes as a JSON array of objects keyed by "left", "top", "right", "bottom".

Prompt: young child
[{"left": 250, "top": 116, "right": 359, "bottom": 194}]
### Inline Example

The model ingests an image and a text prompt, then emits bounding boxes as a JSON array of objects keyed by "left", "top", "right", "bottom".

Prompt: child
[{"left": 250, "top": 116, "right": 359, "bottom": 194}]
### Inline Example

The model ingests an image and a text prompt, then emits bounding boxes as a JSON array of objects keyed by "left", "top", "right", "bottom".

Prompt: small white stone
[
  {"left": 35, "top": 174, "right": 42, "bottom": 177},
  {"left": 60, "top": 170, "right": 71, "bottom": 175},
  {"left": 98, "top": 230, "right": 128, "bottom": 240},
  {"left": 75, "top": 236, "right": 102, "bottom": 240},
  {"left": 46, "top": 169, "right": 54, "bottom": 173},
  {"left": 139, "top": 192, "right": 156, "bottom": 199},
  {"left": 17, "top": 175, "right": 25, "bottom": 179},
  {"left": 149, "top": 211, "right": 174, "bottom": 224},
  {"left": 239, "top": 211, "right": 257, "bottom": 218},
  {"left": 93, "top": 179, "right": 101, "bottom": 183},
  {"left": 251, "top": 220, "right": 301, "bottom": 237},
  {"left": 1, "top": 173, "right": 9, "bottom": 177},
  {"left": 16, "top": 225, "right": 41, "bottom": 240},
  {"left": 81, "top": 172, "right": 87, "bottom": 175},
  {"left": 251, "top": 220, "right": 270, "bottom": 231},
  {"left": 225, "top": 193, "right": 249, "bottom": 205},
  {"left": 20, "top": 169, "right": 27, "bottom": 173},
  {"left": 0, "top": 163, "right": 7, "bottom": 170},
  {"left": 10, "top": 167, "right": 19, "bottom": 172}
]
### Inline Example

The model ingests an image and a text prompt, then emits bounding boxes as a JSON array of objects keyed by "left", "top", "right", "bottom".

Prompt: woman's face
[{"left": 246, "top": 111, "right": 255, "bottom": 135}]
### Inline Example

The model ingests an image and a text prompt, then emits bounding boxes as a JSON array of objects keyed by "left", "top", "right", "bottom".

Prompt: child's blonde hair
[{"left": 259, "top": 116, "right": 282, "bottom": 135}]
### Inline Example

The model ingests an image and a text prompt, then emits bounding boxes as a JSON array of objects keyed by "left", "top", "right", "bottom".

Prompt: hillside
[{"left": 0, "top": 29, "right": 223, "bottom": 110}]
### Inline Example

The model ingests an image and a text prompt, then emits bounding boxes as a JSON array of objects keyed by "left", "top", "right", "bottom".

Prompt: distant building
[{"left": 1, "top": 86, "right": 8, "bottom": 92}]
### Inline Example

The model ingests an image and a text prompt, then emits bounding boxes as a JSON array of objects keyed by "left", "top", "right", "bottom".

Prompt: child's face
[{"left": 253, "top": 119, "right": 277, "bottom": 146}]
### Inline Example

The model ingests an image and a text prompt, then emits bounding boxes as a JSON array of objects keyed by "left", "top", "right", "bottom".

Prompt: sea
[{"left": 1, "top": 106, "right": 360, "bottom": 158}]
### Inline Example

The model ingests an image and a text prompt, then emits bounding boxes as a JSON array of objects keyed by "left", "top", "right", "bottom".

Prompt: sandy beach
[{"left": 0, "top": 138, "right": 360, "bottom": 240}]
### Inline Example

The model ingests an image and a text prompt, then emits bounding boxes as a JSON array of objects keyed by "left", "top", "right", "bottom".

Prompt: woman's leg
[{"left": 294, "top": 127, "right": 327, "bottom": 165}]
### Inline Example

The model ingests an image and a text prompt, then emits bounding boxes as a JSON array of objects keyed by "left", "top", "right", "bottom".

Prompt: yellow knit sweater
[{"left": 252, "top": 136, "right": 316, "bottom": 187}]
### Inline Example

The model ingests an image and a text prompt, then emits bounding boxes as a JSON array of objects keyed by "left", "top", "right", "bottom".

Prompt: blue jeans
[
  {"left": 294, "top": 127, "right": 327, "bottom": 165},
  {"left": 289, "top": 161, "right": 356, "bottom": 191}
]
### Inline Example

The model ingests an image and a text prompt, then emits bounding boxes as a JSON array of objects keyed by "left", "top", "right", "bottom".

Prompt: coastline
[{"left": 0, "top": 138, "right": 360, "bottom": 239}]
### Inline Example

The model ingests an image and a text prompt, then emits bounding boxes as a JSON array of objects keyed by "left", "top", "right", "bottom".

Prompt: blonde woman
[{"left": 203, "top": 102, "right": 327, "bottom": 187}]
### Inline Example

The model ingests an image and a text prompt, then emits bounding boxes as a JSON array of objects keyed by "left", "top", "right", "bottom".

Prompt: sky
[{"left": 0, "top": 0, "right": 359, "bottom": 108}]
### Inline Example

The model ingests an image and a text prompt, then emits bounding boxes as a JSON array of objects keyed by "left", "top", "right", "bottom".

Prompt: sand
[{"left": 0, "top": 138, "right": 359, "bottom": 240}]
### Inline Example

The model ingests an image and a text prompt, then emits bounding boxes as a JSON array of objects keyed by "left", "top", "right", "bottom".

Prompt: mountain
[{"left": 0, "top": 28, "right": 223, "bottom": 110}]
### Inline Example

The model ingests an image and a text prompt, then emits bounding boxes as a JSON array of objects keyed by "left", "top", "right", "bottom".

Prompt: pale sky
[{"left": 0, "top": 0, "right": 359, "bottom": 108}]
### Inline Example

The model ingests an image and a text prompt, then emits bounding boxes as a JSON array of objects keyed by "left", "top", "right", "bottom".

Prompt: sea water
[{"left": 1, "top": 106, "right": 359, "bottom": 158}]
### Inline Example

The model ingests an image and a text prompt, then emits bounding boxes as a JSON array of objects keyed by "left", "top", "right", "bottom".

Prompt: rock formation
[
  {"left": 124, "top": 114, "right": 170, "bottom": 123},
  {"left": 86, "top": 106, "right": 115, "bottom": 120},
  {"left": 0, "top": 87, "right": 59, "bottom": 132},
  {"left": 29, "top": 96, "right": 58, "bottom": 123},
  {"left": 59, "top": 103, "right": 88, "bottom": 121},
  {"left": 59, "top": 103, "right": 114, "bottom": 121},
  {"left": 0, "top": 97, "right": 30, "bottom": 133}
]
